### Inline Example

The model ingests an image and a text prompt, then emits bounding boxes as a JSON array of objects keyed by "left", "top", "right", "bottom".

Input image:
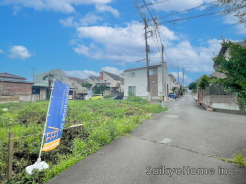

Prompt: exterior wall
[
  {"left": 32, "top": 88, "right": 47, "bottom": 101},
  {"left": 0, "top": 82, "right": 32, "bottom": 102},
  {"left": 0, "top": 82, "right": 32, "bottom": 96},
  {"left": 124, "top": 64, "right": 168, "bottom": 98},
  {"left": 124, "top": 68, "right": 148, "bottom": 97},
  {"left": 100, "top": 72, "right": 122, "bottom": 93},
  {"left": 66, "top": 78, "right": 87, "bottom": 94},
  {"left": 201, "top": 95, "right": 241, "bottom": 111}
]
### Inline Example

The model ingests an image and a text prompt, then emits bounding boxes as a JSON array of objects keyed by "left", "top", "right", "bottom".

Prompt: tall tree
[
  {"left": 213, "top": 40, "right": 246, "bottom": 108},
  {"left": 188, "top": 82, "right": 197, "bottom": 90}
]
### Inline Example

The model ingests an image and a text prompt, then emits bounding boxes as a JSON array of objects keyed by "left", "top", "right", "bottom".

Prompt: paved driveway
[{"left": 47, "top": 93, "right": 246, "bottom": 184}]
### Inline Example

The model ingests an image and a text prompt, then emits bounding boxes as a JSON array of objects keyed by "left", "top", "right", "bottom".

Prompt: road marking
[
  {"left": 166, "top": 115, "right": 179, "bottom": 118},
  {"left": 159, "top": 138, "right": 172, "bottom": 144}
]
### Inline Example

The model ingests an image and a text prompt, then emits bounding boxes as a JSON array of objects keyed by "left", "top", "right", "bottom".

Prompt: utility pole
[
  {"left": 161, "top": 44, "right": 165, "bottom": 109},
  {"left": 177, "top": 61, "right": 180, "bottom": 84},
  {"left": 182, "top": 67, "right": 184, "bottom": 86},
  {"left": 144, "top": 17, "right": 151, "bottom": 103},
  {"left": 31, "top": 67, "right": 37, "bottom": 83}
]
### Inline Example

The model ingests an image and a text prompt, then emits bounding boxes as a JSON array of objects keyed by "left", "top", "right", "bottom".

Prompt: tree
[
  {"left": 82, "top": 82, "right": 92, "bottom": 89},
  {"left": 172, "top": 87, "right": 178, "bottom": 93},
  {"left": 213, "top": 40, "right": 246, "bottom": 108},
  {"left": 199, "top": 75, "right": 210, "bottom": 90},
  {"left": 92, "top": 84, "right": 107, "bottom": 94},
  {"left": 217, "top": 0, "right": 246, "bottom": 24},
  {"left": 188, "top": 82, "right": 197, "bottom": 90}
]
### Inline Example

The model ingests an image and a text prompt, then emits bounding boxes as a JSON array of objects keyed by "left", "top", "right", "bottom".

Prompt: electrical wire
[
  {"left": 158, "top": 1, "right": 217, "bottom": 21},
  {"left": 159, "top": 9, "right": 227, "bottom": 24}
]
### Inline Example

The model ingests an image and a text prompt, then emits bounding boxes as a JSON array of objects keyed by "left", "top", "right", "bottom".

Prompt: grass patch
[
  {"left": 0, "top": 98, "right": 165, "bottom": 183},
  {"left": 221, "top": 150, "right": 246, "bottom": 167}
]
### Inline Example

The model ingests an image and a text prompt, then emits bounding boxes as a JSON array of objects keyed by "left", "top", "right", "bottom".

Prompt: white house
[{"left": 123, "top": 63, "right": 168, "bottom": 99}]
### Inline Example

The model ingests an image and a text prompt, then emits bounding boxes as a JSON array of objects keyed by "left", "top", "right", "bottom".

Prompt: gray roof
[
  {"left": 210, "top": 71, "right": 226, "bottom": 79},
  {"left": 0, "top": 77, "right": 32, "bottom": 84},
  {"left": 68, "top": 76, "right": 86, "bottom": 84},
  {"left": 0, "top": 73, "right": 26, "bottom": 80},
  {"left": 101, "top": 71, "right": 122, "bottom": 81},
  {"left": 89, "top": 75, "right": 99, "bottom": 81}
]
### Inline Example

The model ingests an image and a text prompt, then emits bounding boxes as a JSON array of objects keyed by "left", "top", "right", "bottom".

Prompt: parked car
[
  {"left": 90, "top": 94, "right": 103, "bottom": 100},
  {"left": 168, "top": 93, "right": 177, "bottom": 99},
  {"left": 113, "top": 94, "right": 124, "bottom": 100},
  {"left": 75, "top": 94, "right": 84, "bottom": 100}
]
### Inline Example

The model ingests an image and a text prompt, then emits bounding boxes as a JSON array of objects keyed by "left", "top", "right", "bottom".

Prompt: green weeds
[{"left": 0, "top": 98, "right": 164, "bottom": 183}]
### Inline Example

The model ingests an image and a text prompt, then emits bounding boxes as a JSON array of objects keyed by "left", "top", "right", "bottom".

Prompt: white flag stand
[{"left": 25, "top": 79, "right": 56, "bottom": 175}]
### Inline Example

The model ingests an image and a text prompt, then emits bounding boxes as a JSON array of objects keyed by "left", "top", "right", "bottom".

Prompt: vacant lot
[{"left": 0, "top": 97, "right": 164, "bottom": 183}]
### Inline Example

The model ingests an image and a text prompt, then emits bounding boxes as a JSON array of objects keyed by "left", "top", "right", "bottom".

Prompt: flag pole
[
  {"left": 25, "top": 76, "right": 56, "bottom": 175},
  {"left": 38, "top": 78, "right": 56, "bottom": 161}
]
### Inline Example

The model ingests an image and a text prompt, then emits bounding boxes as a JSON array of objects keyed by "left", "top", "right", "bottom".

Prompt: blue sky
[{"left": 0, "top": 0, "right": 245, "bottom": 85}]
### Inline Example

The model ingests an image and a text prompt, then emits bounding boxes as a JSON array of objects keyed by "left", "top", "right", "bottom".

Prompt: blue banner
[{"left": 42, "top": 81, "right": 70, "bottom": 152}]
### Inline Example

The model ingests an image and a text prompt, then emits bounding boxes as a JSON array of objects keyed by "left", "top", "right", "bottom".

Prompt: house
[
  {"left": 33, "top": 69, "right": 87, "bottom": 100},
  {"left": 0, "top": 73, "right": 33, "bottom": 103},
  {"left": 167, "top": 74, "right": 176, "bottom": 94},
  {"left": 85, "top": 75, "right": 99, "bottom": 87},
  {"left": 198, "top": 40, "right": 246, "bottom": 114},
  {"left": 123, "top": 63, "right": 168, "bottom": 100},
  {"left": 98, "top": 71, "right": 123, "bottom": 94}
]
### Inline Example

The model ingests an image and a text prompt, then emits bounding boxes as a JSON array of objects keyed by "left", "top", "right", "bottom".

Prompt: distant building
[
  {"left": 0, "top": 73, "right": 33, "bottom": 103},
  {"left": 85, "top": 75, "right": 100, "bottom": 88},
  {"left": 33, "top": 69, "right": 87, "bottom": 100},
  {"left": 167, "top": 74, "right": 176, "bottom": 94},
  {"left": 198, "top": 40, "right": 246, "bottom": 113},
  {"left": 98, "top": 71, "right": 123, "bottom": 94},
  {"left": 123, "top": 63, "right": 168, "bottom": 99}
]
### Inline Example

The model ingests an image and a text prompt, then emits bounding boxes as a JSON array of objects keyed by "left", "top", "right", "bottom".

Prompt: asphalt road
[{"left": 47, "top": 93, "right": 246, "bottom": 184}]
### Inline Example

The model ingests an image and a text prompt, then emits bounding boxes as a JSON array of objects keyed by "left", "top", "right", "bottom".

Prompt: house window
[
  {"left": 128, "top": 72, "right": 135, "bottom": 77},
  {"left": 128, "top": 86, "right": 136, "bottom": 96}
]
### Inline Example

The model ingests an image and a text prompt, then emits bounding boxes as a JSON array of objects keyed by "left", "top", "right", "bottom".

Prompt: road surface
[{"left": 47, "top": 93, "right": 246, "bottom": 184}]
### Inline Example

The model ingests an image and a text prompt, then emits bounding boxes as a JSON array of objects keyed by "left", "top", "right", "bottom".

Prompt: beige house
[{"left": 98, "top": 71, "right": 123, "bottom": 94}]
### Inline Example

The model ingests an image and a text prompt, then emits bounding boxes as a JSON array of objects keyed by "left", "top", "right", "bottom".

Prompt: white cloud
[
  {"left": 0, "top": 49, "right": 3, "bottom": 54},
  {"left": 223, "top": 14, "right": 246, "bottom": 35},
  {"left": 66, "top": 66, "right": 122, "bottom": 79},
  {"left": 72, "top": 21, "right": 221, "bottom": 74},
  {"left": 166, "top": 39, "right": 221, "bottom": 74},
  {"left": 1, "top": 0, "right": 113, "bottom": 14},
  {"left": 101, "top": 66, "right": 123, "bottom": 75},
  {"left": 148, "top": 0, "right": 215, "bottom": 12},
  {"left": 60, "top": 13, "right": 103, "bottom": 27},
  {"left": 95, "top": 4, "right": 120, "bottom": 17},
  {"left": 73, "top": 22, "right": 178, "bottom": 62},
  {"left": 8, "top": 45, "right": 31, "bottom": 60},
  {"left": 65, "top": 70, "right": 99, "bottom": 79}
]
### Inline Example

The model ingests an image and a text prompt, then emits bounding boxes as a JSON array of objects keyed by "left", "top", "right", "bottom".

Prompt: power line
[
  {"left": 158, "top": 1, "right": 217, "bottom": 21},
  {"left": 159, "top": 9, "right": 226, "bottom": 25},
  {"left": 138, "top": 0, "right": 169, "bottom": 8}
]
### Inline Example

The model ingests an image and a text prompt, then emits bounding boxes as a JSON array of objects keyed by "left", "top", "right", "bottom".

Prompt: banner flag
[
  {"left": 42, "top": 81, "right": 70, "bottom": 152},
  {"left": 88, "top": 90, "right": 92, "bottom": 99}
]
